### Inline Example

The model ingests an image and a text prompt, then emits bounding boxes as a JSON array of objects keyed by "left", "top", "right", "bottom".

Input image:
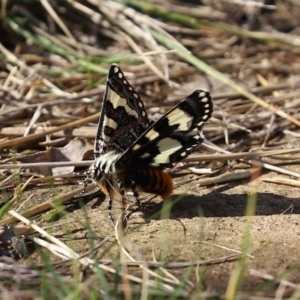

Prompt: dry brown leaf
[{"left": 19, "top": 137, "right": 93, "bottom": 176}]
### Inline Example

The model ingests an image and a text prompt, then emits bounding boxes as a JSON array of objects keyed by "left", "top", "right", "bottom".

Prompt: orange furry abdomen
[
  {"left": 135, "top": 169, "right": 173, "bottom": 198},
  {"left": 95, "top": 169, "right": 173, "bottom": 199}
]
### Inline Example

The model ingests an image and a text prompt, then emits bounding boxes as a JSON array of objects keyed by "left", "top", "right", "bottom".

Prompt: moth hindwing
[
  {"left": 116, "top": 89, "right": 213, "bottom": 168},
  {"left": 90, "top": 63, "right": 213, "bottom": 223}
]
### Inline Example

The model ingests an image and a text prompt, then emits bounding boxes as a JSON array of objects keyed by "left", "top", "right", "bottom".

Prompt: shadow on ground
[{"left": 139, "top": 190, "right": 299, "bottom": 220}]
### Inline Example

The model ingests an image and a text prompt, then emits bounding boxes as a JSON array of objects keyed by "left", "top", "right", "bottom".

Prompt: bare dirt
[
  {"left": 29, "top": 163, "right": 300, "bottom": 296},
  {"left": 3, "top": 1, "right": 300, "bottom": 297}
]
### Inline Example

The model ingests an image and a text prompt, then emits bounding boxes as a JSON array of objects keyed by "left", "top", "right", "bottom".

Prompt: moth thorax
[{"left": 91, "top": 152, "right": 120, "bottom": 181}]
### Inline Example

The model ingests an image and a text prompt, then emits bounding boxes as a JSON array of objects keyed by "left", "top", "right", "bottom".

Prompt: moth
[{"left": 88, "top": 63, "right": 213, "bottom": 221}]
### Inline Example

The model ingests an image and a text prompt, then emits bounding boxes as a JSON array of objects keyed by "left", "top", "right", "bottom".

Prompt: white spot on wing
[
  {"left": 104, "top": 117, "right": 117, "bottom": 129},
  {"left": 133, "top": 144, "right": 141, "bottom": 151},
  {"left": 109, "top": 90, "right": 139, "bottom": 118},
  {"left": 167, "top": 108, "right": 191, "bottom": 130},
  {"left": 140, "top": 152, "right": 151, "bottom": 158},
  {"left": 152, "top": 138, "right": 182, "bottom": 165},
  {"left": 102, "top": 118, "right": 118, "bottom": 142},
  {"left": 145, "top": 129, "right": 159, "bottom": 140}
]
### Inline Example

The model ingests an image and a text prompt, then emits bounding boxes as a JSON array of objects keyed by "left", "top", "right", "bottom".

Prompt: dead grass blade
[
  {"left": 2, "top": 1, "right": 300, "bottom": 297},
  {"left": 0, "top": 113, "right": 99, "bottom": 150},
  {"left": 0, "top": 183, "right": 97, "bottom": 225}
]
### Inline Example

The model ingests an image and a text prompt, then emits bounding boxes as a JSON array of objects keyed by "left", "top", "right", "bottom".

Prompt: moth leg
[
  {"left": 109, "top": 178, "right": 127, "bottom": 228},
  {"left": 75, "top": 169, "right": 93, "bottom": 197},
  {"left": 106, "top": 183, "right": 116, "bottom": 225},
  {"left": 121, "top": 180, "right": 140, "bottom": 222},
  {"left": 131, "top": 180, "right": 141, "bottom": 207},
  {"left": 117, "top": 178, "right": 125, "bottom": 197},
  {"left": 107, "top": 194, "right": 115, "bottom": 225},
  {"left": 82, "top": 176, "right": 90, "bottom": 194}
]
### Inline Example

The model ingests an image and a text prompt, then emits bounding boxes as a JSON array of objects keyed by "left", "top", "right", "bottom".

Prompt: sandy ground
[{"left": 34, "top": 164, "right": 300, "bottom": 296}]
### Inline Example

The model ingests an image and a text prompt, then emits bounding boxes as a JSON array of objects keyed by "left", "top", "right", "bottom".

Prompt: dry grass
[{"left": 1, "top": 0, "right": 300, "bottom": 299}]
